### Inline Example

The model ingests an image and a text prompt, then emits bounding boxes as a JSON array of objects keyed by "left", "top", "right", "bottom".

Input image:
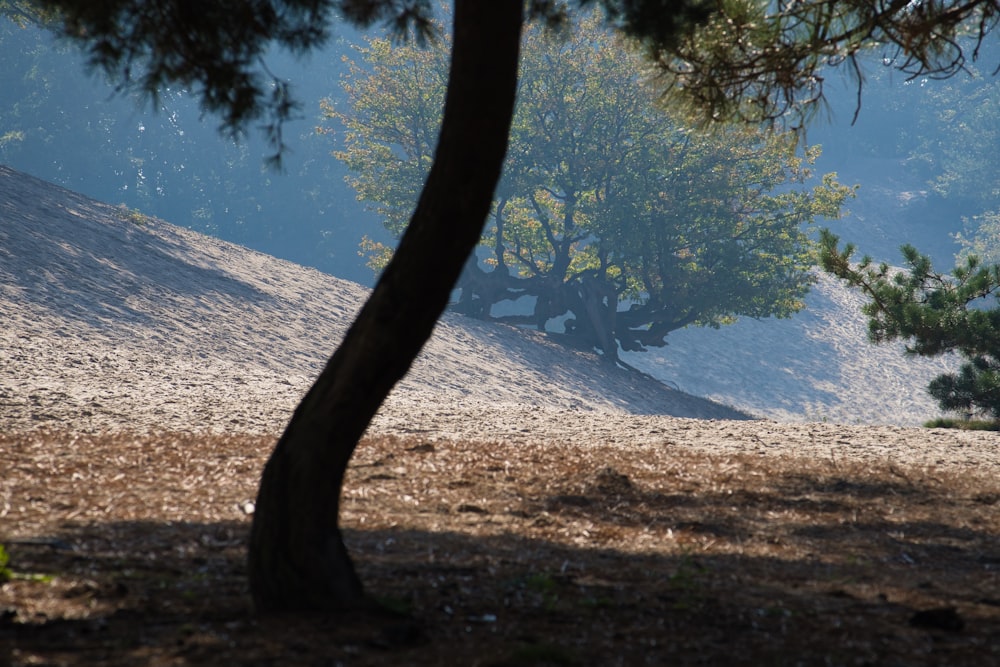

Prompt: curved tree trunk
[{"left": 247, "top": 0, "right": 523, "bottom": 612}]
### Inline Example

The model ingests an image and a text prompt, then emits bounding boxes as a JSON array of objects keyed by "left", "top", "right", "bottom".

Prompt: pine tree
[{"left": 820, "top": 230, "right": 1000, "bottom": 420}]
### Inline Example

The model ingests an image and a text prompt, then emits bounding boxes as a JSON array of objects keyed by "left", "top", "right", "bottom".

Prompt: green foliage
[
  {"left": 0, "top": 543, "right": 52, "bottom": 583},
  {"left": 903, "top": 57, "right": 1000, "bottom": 216},
  {"left": 929, "top": 356, "right": 1000, "bottom": 417},
  {"left": 115, "top": 204, "right": 152, "bottom": 226},
  {"left": 324, "top": 34, "right": 449, "bottom": 241},
  {"left": 330, "top": 15, "right": 852, "bottom": 355},
  {"left": 0, "top": 544, "right": 11, "bottom": 583},
  {"left": 651, "top": 0, "right": 1000, "bottom": 129},
  {"left": 820, "top": 230, "right": 1000, "bottom": 419},
  {"left": 956, "top": 210, "right": 1000, "bottom": 265},
  {"left": 0, "top": 0, "right": 55, "bottom": 26},
  {"left": 924, "top": 417, "right": 1000, "bottom": 430},
  {"left": 0, "top": 129, "right": 23, "bottom": 147}
]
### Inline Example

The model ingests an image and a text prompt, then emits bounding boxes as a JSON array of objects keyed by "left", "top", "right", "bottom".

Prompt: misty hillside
[
  {"left": 624, "top": 153, "right": 963, "bottom": 425},
  {"left": 1, "top": 166, "right": 957, "bottom": 431},
  {"left": 3, "top": 22, "right": 992, "bottom": 288},
  {"left": 0, "top": 165, "right": 745, "bottom": 435}
]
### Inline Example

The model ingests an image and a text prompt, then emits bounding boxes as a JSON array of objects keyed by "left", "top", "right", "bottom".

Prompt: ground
[
  {"left": 1, "top": 112, "right": 997, "bottom": 667},
  {"left": 3, "top": 430, "right": 1000, "bottom": 666}
]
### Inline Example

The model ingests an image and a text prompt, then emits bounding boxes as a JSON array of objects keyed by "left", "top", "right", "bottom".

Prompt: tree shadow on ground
[
  {"left": 5, "top": 432, "right": 1000, "bottom": 665},
  {"left": 4, "top": 493, "right": 1000, "bottom": 665}
]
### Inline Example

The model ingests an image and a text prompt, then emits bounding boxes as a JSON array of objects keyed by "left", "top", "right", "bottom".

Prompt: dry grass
[{"left": 3, "top": 430, "right": 1000, "bottom": 666}]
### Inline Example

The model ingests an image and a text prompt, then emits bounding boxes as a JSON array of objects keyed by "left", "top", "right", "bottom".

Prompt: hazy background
[
  {"left": 4, "top": 20, "right": 997, "bottom": 283},
  {"left": 2, "top": 19, "right": 998, "bottom": 428},
  {"left": 0, "top": 20, "right": 383, "bottom": 285}
]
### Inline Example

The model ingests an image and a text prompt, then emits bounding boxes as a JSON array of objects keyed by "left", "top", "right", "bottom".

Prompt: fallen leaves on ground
[{"left": 2, "top": 430, "right": 1000, "bottom": 666}]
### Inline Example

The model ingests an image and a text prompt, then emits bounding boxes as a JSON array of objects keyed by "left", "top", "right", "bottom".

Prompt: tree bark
[{"left": 247, "top": 0, "right": 523, "bottom": 612}]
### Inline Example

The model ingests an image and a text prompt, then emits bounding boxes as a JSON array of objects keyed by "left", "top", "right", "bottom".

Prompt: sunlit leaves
[
  {"left": 331, "top": 9, "right": 851, "bottom": 353},
  {"left": 323, "top": 35, "right": 447, "bottom": 238}
]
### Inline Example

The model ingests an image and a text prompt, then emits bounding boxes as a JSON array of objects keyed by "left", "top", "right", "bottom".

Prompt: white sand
[{"left": 3, "top": 165, "right": 997, "bottom": 472}]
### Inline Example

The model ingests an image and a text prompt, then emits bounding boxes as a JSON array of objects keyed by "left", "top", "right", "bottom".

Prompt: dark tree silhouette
[{"left": 246, "top": 0, "right": 525, "bottom": 611}]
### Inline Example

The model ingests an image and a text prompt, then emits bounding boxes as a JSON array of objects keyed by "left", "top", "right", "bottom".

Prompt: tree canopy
[
  {"left": 24, "top": 0, "right": 1000, "bottom": 145},
  {"left": 649, "top": 0, "right": 1000, "bottom": 128},
  {"left": 821, "top": 231, "right": 1000, "bottom": 419},
  {"left": 330, "top": 15, "right": 852, "bottom": 358}
]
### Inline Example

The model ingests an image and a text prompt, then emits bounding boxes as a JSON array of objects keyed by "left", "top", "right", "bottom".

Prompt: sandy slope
[
  {"left": 629, "top": 153, "right": 961, "bottom": 426},
  {"left": 3, "top": 165, "right": 997, "bottom": 473},
  {"left": 624, "top": 272, "right": 959, "bottom": 425},
  {"left": 0, "top": 165, "right": 744, "bottom": 436}
]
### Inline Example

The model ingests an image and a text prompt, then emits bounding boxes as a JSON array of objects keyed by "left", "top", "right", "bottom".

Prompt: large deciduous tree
[
  {"left": 21, "top": 0, "right": 1000, "bottom": 612},
  {"left": 330, "top": 16, "right": 852, "bottom": 359}
]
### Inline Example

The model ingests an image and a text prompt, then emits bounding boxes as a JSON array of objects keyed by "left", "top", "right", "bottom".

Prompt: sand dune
[
  {"left": 0, "top": 166, "right": 747, "bottom": 436},
  {"left": 5, "top": 165, "right": 998, "bottom": 471}
]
